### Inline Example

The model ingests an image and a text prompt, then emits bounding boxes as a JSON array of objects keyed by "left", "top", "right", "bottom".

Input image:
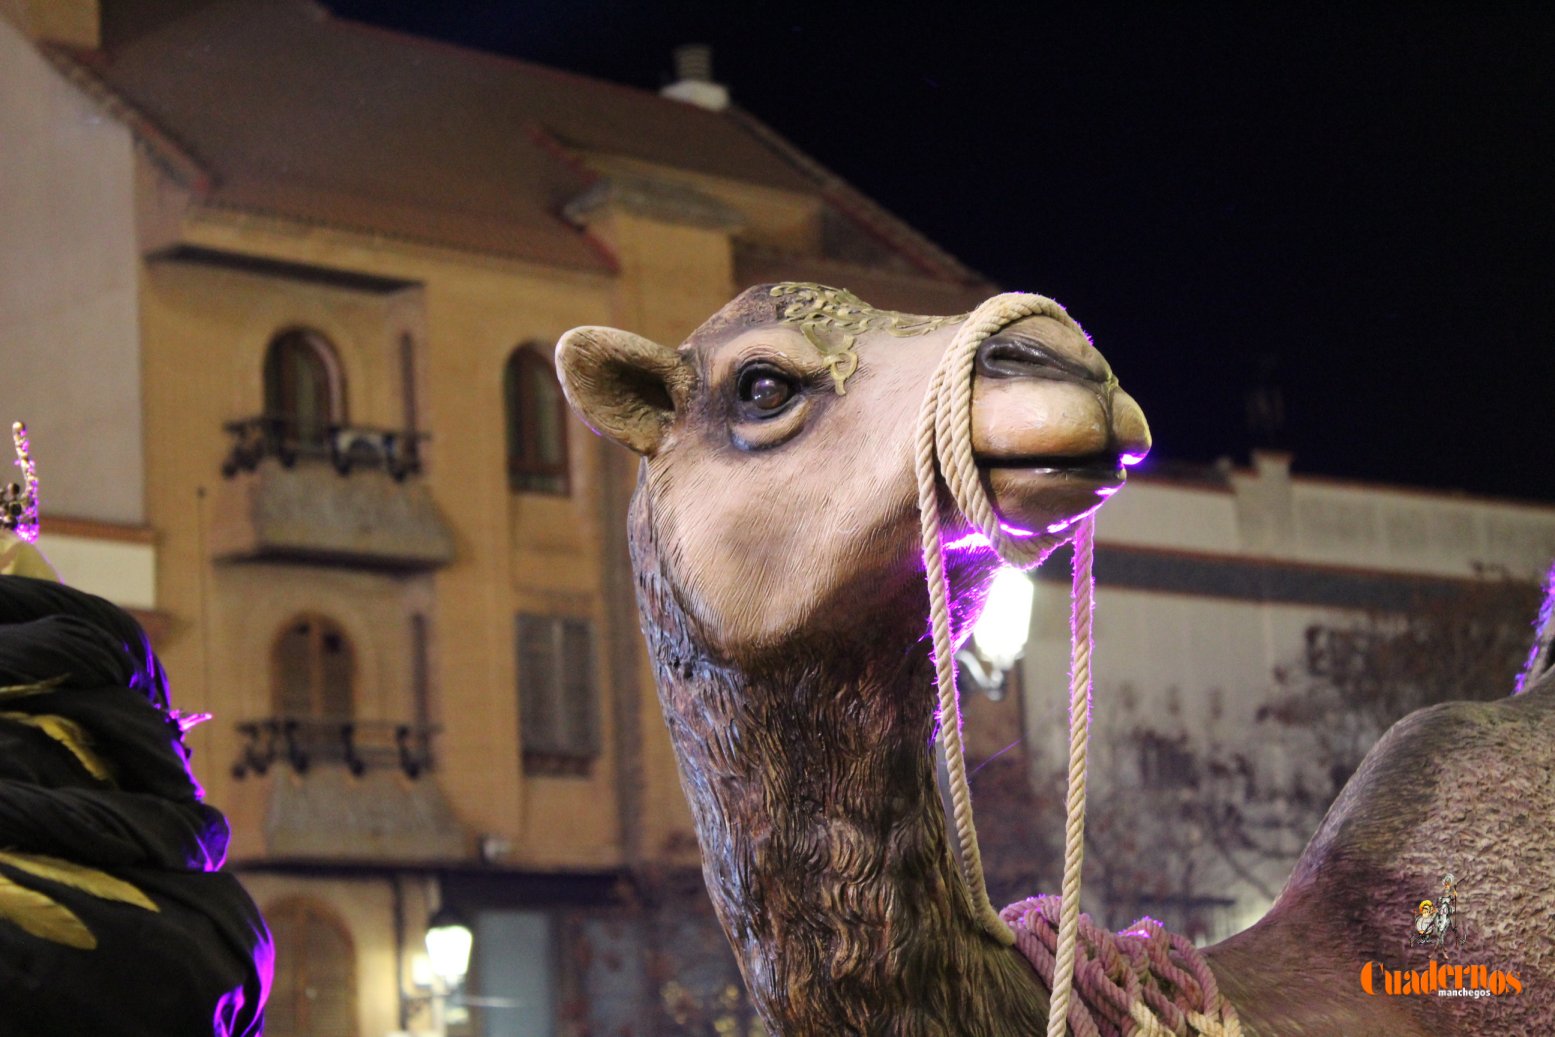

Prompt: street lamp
[
  {"left": 959, "top": 567, "right": 1034, "bottom": 698},
  {"left": 425, "top": 907, "right": 473, "bottom": 990},
  {"left": 395, "top": 906, "right": 481, "bottom": 1037}
]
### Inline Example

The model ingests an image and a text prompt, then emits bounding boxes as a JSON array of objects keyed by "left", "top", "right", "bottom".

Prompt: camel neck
[{"left": 634, "top": 557, "right": 1048, "bottom": 1035}]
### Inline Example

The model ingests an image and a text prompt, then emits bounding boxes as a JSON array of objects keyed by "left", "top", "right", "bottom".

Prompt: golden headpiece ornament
[{"left": 0, "top": 422, "right": 58, "bottom": 580}]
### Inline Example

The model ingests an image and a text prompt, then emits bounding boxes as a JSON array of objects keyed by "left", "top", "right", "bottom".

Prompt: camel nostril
[{"left": 975, "top": 334, "right": 1097, "bottom": 382}]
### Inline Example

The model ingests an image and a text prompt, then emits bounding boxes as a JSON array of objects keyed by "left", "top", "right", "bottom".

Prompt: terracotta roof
[{"left": 59, "top": 0, "right": 984, "bottom": 280}]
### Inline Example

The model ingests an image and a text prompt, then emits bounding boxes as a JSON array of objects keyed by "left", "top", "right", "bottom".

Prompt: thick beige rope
[
  {"left": 915, "top": 294, "right": 1239, "bottom": 1036},
  {"left": 914, "top": 290, "right": 1093, "bottom": 949},
  {"left": 1047, "top": 513, "right": 1096, "bottom": 1036}
]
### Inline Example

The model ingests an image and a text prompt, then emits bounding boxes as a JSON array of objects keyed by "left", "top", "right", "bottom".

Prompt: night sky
[{"left": 327, "top": 2, "right": 1555, "bottom": 503}]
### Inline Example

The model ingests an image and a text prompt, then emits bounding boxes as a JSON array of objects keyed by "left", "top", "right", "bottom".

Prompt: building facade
[
  {"left": 5, "top": 3, "right": 1555, "bottom": 1035},
  {"left": 0, "top": 2, "right": 992, "bottom": 1034},
  {"left": 1006, "top": 452, "right": 1555, "bottom": 942}
]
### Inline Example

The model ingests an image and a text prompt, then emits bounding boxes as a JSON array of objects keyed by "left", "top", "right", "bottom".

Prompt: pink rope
[{"left": 1002, "top": 896, "right": 1243, "bottom": 1037}]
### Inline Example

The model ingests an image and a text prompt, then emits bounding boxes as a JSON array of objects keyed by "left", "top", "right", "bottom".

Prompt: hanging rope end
[{"left": 982, "top": 911, "right": 1016, "bottom": 946}]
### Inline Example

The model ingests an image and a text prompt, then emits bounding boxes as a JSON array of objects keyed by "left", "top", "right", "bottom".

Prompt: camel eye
[{"left": 736, "top": 365, "right": 798, "bottom": 416}]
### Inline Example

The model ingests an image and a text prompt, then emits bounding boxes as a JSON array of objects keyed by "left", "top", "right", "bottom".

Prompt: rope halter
[{"left": 915, "top": 293, "right": 1237, "bottom": 1037}]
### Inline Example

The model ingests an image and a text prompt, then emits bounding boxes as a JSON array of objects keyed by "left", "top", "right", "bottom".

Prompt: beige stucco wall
[
  {"left": 0, "top": 16, "right": 144, "bottom": 522},
  {"left": 241, "top": 871, "right": 435, "bottom": 1037},
  {"left": 135, "top": 213, "right": 710, "bottom": 872}
]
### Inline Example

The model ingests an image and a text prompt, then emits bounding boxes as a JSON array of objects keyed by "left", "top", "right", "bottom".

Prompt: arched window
[
  {"left": 504, "top": 345, "right": 569, "bottom": 494},
  {"left": 265, "top": 329, "right": 344, "bottom": 450},
  {"left": 273, "top": 614, "right": 355, "bottom": 719},
  {"left": 266, "top": 898, "right": 358, "bottom": 1037}
]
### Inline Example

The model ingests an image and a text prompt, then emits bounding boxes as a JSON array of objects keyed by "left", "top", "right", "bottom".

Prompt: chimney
[{"left": 660, "top": 43, "right": 730, "bottom": 112}]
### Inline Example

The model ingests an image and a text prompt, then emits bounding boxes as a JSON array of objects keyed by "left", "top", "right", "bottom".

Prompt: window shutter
[
  {"left": 518, "top": 615, "right": 561, "bottom": 754},
  {"left": 272, "top": 615, "right": 355, "bottom": 720},
  {"left": 517, "top": 614, "right": 600, "bottom": 773},
  {"left": 275, "top": 620, "right": 314, "bottom": 716},
  {"left": 319, "top": 628, "right": 353, "bottom": 719},
  {"left": 561, "top": 619, "right": 599, "bottom": 755}
]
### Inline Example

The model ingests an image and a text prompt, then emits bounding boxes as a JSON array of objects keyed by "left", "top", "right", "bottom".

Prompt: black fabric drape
[{"left": 0, "top": 575, "right": 269, "bottom": 1037}]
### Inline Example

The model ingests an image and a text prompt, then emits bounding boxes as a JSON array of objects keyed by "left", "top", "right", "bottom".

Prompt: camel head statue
[
  {"left": 559, "top": 285, "right": 1553, "bottom": 1037},
  {"left": 559, "top": 282, "right": 1148, "bottom": 665}
]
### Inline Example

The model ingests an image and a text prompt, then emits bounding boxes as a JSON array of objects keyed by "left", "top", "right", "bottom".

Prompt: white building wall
[
  {"left": 1012, "top": 459, "right": 1555, "bottom": 931},
  {"left": 0, "top": 15, "right": 145, "bottom": 523},
  {"left": 33, "top": 527, "right": 156, "bottom": 609}
]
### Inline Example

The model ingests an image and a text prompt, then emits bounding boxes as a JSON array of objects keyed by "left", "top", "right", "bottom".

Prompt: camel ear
[{"left": 556, "top": 326, "right": 696, "bottom": 456}]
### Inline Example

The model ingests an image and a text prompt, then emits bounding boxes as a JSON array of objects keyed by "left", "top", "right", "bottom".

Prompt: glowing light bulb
[
  {"left": 972, "top": 567, "right": 1034, "bottom": 671},
  {"left": 426, "top": 909, "right": 474, "bottom": 988}
]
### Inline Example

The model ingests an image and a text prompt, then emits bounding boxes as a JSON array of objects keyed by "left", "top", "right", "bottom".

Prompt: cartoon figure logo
[
  {"left": 1361, "top": 871, "right": 1523, "bottom": 997},
  {"left": 1413, "top": 874, "right": 1458, "bottom": 948}
]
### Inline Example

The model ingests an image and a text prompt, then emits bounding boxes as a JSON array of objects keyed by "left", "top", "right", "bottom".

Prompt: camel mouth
[
  {"left": 977, "top": 453, "right": 1128, "bottom": 532},
  {"left": 979, "top": 452, "right": 1125, "bottom": 480},
  {"left": 978, "top": 452, "right": 1129, "bottom": 496}
]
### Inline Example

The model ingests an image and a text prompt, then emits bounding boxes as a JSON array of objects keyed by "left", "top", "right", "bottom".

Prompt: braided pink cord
[{"left": 1002, "top": 896, "right": 1244, "bottom": 1037}]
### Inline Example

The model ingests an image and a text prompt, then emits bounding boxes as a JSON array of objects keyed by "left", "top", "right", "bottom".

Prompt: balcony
[
  {"left": 211, "top": 416, "right": 455, "bottom": 571},
  {"left": 231, "top": 715, "right": 468, "bottom": 862},
  {"left": 221, "top": 415, "right": 427, "bottom": 480},
  {"left": 231, "top": 716, "right": 438, "bottom": 780}
]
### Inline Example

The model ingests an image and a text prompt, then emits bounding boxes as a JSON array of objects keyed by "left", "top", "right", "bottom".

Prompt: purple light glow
[
  {"left": 212, "top": 988, "right": 247, "bottom": 1037},
  {"left": 172, "top": 709, "right": 213, "bottom": 733},
  {"left": 1095, "top": 485, "right": 1120, "bottom": 498},
  {"left": 1515, "top": 561, "right": 1555, "bottom": 693},
  {"left": 942, "top": 522, "right": 1038, "bottom": 552},
  {"left": 1121, "top": 453, "right": 1146, "bottom": 467}
]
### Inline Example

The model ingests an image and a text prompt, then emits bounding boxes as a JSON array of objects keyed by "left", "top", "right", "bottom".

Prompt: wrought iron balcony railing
[
  {"left": 231, "top": 716, "right": 437, "bottom": 780},
  {"left": 221, "top": 415, "right": 428, "bottom": 481}
]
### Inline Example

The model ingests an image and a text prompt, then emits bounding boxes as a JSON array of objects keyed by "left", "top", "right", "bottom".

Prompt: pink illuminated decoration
[
  {"left": 171, "top": 709, "right": 214, "bottom": 733},
  {"left": 1515, "top": 561, "right": 1555, "bottom": 693},
  {"left": 5, "top": 422, "right": 39, "bottom": 543},
  {"left": 944, "top": 522, "right": 1038, "bottom": 552}
]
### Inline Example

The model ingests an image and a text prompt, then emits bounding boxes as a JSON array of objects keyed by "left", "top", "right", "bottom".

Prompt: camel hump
[
  {"left": 1274, "top": 680, "right": 1554, "bottom": 1016},
  {"left": 1306, "top": 682, "right": 1551, "bottom": 878}
]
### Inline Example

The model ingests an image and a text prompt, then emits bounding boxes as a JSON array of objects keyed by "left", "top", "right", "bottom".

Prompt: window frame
[
  {"left": 263, "top": 327, "right": 347, "bottom": 450},
  {"left": 515, "top": 613, "right": 601, "bottom": 776},
  {"left": 272, "top": 613, "right": 357, "bottom": 721},
  {"left": 504, "top": 345, "right": 571, "bottom": 495}
]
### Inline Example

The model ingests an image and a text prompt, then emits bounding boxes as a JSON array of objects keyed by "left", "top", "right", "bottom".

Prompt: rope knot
[{"left": 1001, "top": 896, "right": 1243, "bottom": 1037}]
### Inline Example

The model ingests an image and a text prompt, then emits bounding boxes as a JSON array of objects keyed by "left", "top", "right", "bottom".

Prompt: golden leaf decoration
[
  {"left": 0, "top": 711, "right": 114, "bottom": 783},
  {"left": 0, "top": 674, "right": 67, "bottom": 700},
  {"left": 0, "top": 852, "right": 157, "bottom": 913},
  {"left": 0, "top": 872, "right": 95, "bottom": 950}
]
